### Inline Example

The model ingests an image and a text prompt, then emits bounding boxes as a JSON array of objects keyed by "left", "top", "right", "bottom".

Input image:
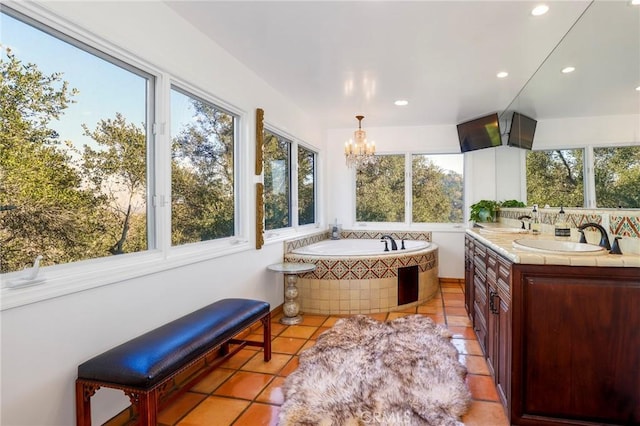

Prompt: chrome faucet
[
  {"left": 518, "top": 215, "right": 532, "bottom": 230},
  {"left": 380, "top": 235, "right": 398, "bottom": 251},
  {"left": 578, "top": 223, "right": 611, "bottom": 251}
]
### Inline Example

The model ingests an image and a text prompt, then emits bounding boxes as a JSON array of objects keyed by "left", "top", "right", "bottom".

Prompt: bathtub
[
  {"left": 291, "top": 239, "right": 431, "bottom": 256},
  {"left": 284, "top": 238, "right": 439, "bottom": 315}
]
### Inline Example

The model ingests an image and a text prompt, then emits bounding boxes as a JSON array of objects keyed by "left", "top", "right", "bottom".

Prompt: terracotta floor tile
[
  {"left": 447, "top": 315, "right": 472, "bottom": 327},
  {"left": 466, "top": 374, "right": 500, "bottom": 401},
  {"left": 320, "top": 316, "right": 343, "bottom": 327},
  {"left": 278, "top": 356, "right": 299, "bottom": 377},
  {"left": 416, "top": 304, "right": 444, "bottom": 314},
  {"left": 450, "top": 338, "right": 483, "bottom": 356},
  {"left": 461, "top": 400, "right": 509, "bottom": 426},
  {"left": 298, "top": 339, "right": 315, "bottom": 353},
  {"left": 443, "top": 298, "right": 465, "bottom": 308},
  {"left": 424, "top": 314, "right": 446, "bottom": 324},
  {"left": 299, "top": 315, "right": 329, "bottom": 326},
  {"left": 176, "top": 396, "right": 249, "bottom": 426},
  {"left": 158, "top": 391, "right": 207, "bottom": 425},
  {"left": 271, "top": 336, "right": 307, "bottom": 354},
  {"left": 441, "top": 285, "right": 464, "bottom": 293},
  {"left": 269, "top": 322, "right": 287, "bottom": 336},
  {"left": 213, "top": 371, "right": 274, "bottom": 400},
  {"left": 218, "top": 349, "right": 256, "bottom": 370},
  {"left": 279, "top": 325, "right": 318, "bottom": 339},
  {"left": 255, "top": 376, "right": 287, "bottom": 405},
  {"left": 448, "top": 326, "right": 478, "bottom": 340},
  {"left": 458, "top": 354, "right": 491, "bottom": 375},
  {"left": 232, "top": 402, "right": 280, "bottom": 426},
  {"left": 191, "top": 368, "right": 235, "bottom": 394},
  {"left": 311, "top": 326, "right": 330, "bottom": 340},
  {"left": 366, "top": 312, "right": 390, "bottom": 322},
  {"left": 241, "top": 352, "right": 292, "bottom": 374},
  {"left": 387, "top": 311, "right": 415, "bottom": 320},
  {"left": 445, "top": 306, "right": 468, "bottom": 316}
]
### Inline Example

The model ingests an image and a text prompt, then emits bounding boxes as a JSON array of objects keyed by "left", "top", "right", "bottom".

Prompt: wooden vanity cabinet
[
  {"left": 465, "top": 232, "right": 640, "bottom": 426},
  {"left": 510, "top": 264, "right": 640, "bottom": 426}
]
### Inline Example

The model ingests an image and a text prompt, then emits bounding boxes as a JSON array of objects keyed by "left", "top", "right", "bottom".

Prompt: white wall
[{"left": 0, "top": 2, "right": 322, "bottom": 425}]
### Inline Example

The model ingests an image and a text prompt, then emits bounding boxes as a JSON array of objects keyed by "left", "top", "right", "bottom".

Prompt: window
[
  {"left": 412, "top": 154, "right": 464, "bottom": 223},
  {"left": 526, "top": 149, "right": 584, "bottom": 207},
  {"left": 263, "top": 129, "right": 292, "bottom": 230},
  {"left": 298, "top": 146, "right": 316, "bottom": 226},
  {"left": 593, "top": 146, "right": 640, "bottom": 208},
  {"left": 0, "top": 9, "right": 153, "bottom": 273},
  {"left": 356, "top": 155, "right": 405, "bottom": 222},
  {"left": 170, "top": 86, "right": 237, "bottom": 245},
  {"left": 355, "top": 153, "right": 464, "bottom": 224}
]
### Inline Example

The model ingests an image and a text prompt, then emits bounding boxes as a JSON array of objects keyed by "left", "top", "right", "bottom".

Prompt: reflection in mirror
[{"left": 501, "top": 1, "right": 639, "bottom": 141}]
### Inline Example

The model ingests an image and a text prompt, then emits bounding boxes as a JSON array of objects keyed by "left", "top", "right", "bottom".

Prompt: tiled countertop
[{"left": 466, "top": 226, "right": 640, "bottom": 268}]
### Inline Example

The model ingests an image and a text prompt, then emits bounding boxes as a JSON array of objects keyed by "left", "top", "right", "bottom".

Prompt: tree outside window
[
  {"left": 170, "top": 87, "right": 236, "bottom": 245},
  {"left": 526, "top": 149, "right": 584, "bottom": 207},
  {"left": 594, "top": 146, "right": 640, "bottom": 208},
  {"left": 263, "top": 130, "right": 291, "bottom": 230}
]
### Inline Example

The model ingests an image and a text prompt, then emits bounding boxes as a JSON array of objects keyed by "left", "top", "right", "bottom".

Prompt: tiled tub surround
[
  {"left": 497, "top": 207, "right": 640, "bottom": 256},
  {"left": 283, "top": 231, "right": 438, "bottom": 315}
]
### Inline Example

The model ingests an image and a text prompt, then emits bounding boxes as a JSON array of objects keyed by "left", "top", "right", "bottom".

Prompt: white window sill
[{"left": 0, "top": 238, "right": 252, "bottom": 311}]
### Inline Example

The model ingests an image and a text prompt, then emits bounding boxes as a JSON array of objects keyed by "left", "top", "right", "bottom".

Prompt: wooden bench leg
[
  {"left": 126, "top": 389, "right": 157, "bottom": 426},
  {"left": 76, "top": 380, "right": 98, "bottom": 426},
  {"left": 262, "top": 313, "right": 272, "bottom": 361}
]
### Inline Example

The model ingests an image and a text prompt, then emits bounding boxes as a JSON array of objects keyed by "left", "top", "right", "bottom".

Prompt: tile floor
[{"left": 112, "top": 281, "right": 510, "bottom": 425}]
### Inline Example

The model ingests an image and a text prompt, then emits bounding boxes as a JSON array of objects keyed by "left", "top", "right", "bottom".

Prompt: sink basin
[
  {"left": 512, "top": 239, "right": 607, "bottom": 256},
  {"left": 479, "top": 227, "right": 528, "bottom": 234}
]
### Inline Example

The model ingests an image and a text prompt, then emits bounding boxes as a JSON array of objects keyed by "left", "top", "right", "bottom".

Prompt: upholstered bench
[{"left": 75, "top": 298, "right": 271, "bottom": 426}]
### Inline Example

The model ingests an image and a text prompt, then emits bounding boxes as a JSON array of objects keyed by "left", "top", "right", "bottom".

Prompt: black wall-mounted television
[
  {"left": 507, "top": 112, "right": 537, "bottom": 150},
  {"left": 456, "top": 113, "right": 502, "bottom": 153}
]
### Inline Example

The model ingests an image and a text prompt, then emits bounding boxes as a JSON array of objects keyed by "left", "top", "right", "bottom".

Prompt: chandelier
[{"left": 344, "top": 115, "right": 376, "bottom": 169}]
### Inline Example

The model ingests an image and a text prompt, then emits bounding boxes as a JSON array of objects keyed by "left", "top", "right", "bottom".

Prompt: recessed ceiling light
[
  {"left": 394, "top": 100, "right": 409, "bottom": 106},
  {"left": 531, "top": 4, "right": 549, "bottom": 16},
  {"left": 496, "top": 71, "right": 509, "bottom": 78},
  {"left": 636, "top": 86, "right": 640, "bottom": 91},
  {"left": 561, "top": 66, "right": 575, "bottom": 74},
  {"left": 631, "top": 0, "right": 640, "bottom": 6}
]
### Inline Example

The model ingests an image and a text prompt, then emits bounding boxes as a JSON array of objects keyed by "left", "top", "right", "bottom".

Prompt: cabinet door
[
  {"left": 496, "top": 295, "right": 511, "bottom": 411},
  {"left": 511, "top": 265, "right": 640, "bottom": 425},
  {"left": 464, "top": 235, "right": 475, "bottom": 318},
  {"left": 472, "top": 243, "right": 488, "bottom": 353}
]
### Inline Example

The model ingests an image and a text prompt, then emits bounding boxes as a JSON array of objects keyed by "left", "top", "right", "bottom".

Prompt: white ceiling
[{"left": 165, "top": 1, "right": 638, "bottom": 129}]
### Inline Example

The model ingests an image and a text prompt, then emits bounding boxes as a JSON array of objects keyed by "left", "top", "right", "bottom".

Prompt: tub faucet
[
  {"left": 380, "top": 235, "right": 398, "bottom": 251},
  {"left": 578, "top": 223, "right": 611, "bottom": 251},
  {"left": 518, "top": 215, "right": 532, "bottom": 230}
]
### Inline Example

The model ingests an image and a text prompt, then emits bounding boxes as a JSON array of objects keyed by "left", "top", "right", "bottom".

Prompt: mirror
[{"left": 501, "top": 1, "right": 639, "bottom": 131}]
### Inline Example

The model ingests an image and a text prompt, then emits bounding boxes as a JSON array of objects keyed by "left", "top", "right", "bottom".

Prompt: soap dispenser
[
  {"left": 331, "top": 218, "right": 340, "bottom": 240},
  {"left": 531, "top": 204, "right": 541, "bottom": 235},
  {"left": 554, "top": 206, "right": 570, "bottom": 237}
]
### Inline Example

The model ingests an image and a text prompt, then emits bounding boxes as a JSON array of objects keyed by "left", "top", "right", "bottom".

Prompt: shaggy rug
[{"left": 278, "top": 314, "right": 471, "bottom": 426}]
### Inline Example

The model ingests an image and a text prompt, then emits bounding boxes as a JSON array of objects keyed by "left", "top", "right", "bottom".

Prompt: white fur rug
[{"left": 278, "top": 314, "right": 471, "bottom": 426}]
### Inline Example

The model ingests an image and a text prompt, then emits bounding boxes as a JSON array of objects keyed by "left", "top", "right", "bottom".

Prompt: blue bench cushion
[{"left": 77, "top": 298, "right": 270, "bottom": 388}]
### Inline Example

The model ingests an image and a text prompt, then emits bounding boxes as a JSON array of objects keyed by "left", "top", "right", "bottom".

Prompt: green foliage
[
  {"left": 1, "top": 47, "right": 106, "bottom": 272},
  {"left": 526, "top": 150, "right": 584, "bottom": 207},
  {"left": 298, "top": 147, "right": 315, "bottom": 225},
  {"left": 593, "top": 146, "right": 640, "bottom": 208},
  {"left": 412, "top": 155, "right": 463, "bottom": 223},
  {"left": 356, "top": 155, "right": 405, "bottom": 222},
  {"left": 171, "top": 101, "right": 235, "bottom": 244},
  {"left": 500, "top": 200, "right": 526, "bottom": 208},
  {"left": 469, "top": 200, "right": 500, "bottom": 223},
  {"left": 263, "top": 131, "right": 291, "bottom": 230}
]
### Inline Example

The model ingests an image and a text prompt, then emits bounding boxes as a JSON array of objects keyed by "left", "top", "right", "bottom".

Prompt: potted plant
[
  {"left": 470, "top": 199, "right": 526, "bottom": 224},
  {"left": 470, "top": 200, "right": 500, "bottom": 223}
]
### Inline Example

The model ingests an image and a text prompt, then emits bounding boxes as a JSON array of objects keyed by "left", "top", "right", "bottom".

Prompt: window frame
[
  {"left": 0, "top": 3, "right": 263, "bottom": 309},
  {"left": 353, "top": 151, "right": 466, "bottom": 228},
  {"left": 261, "top": 124, "right": 319, "bottom": 240}
]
